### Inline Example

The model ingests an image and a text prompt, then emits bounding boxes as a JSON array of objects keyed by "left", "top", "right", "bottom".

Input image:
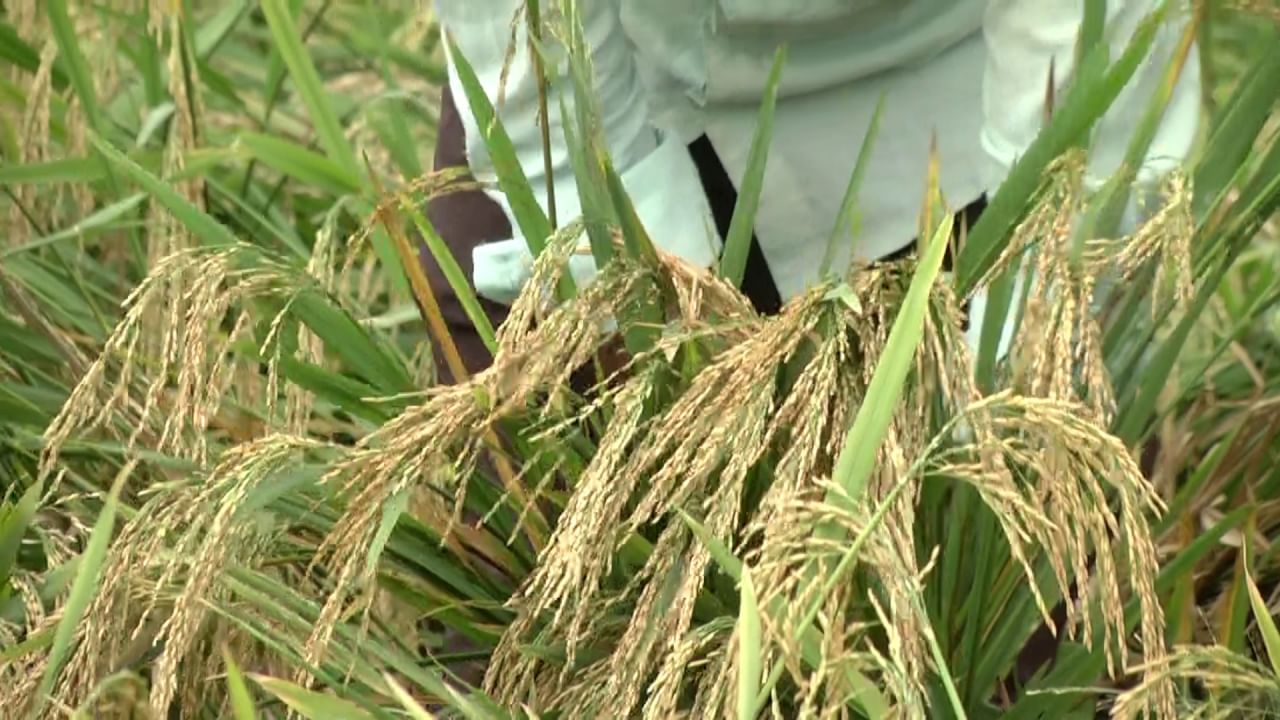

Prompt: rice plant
[{"left": 1, "top": 1, "right": 1278, "bottom": 719}]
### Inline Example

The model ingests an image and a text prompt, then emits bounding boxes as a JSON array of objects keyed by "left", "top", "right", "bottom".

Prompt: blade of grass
[
  {"left": 445, "top": 35, "right": 553, "bottom": 256},
  {"left": 44, "top": 0, "right": 126, "bottom": 204},
  {"left": 0, "top": 21, "right": 69, "bottom": 90},
  {"left": 830, "top": 212, "right": 954, "bottom": 501},
  {"left": 223, "top": 648, "right": 260, "bottom": 720},
  {"left": 1192, "top": 31, "right": 1280, "bottom": 219},
  {"left": 252, "top": 675, "right": 377, "bottom": 720},
  {"left": 1245, "top": 568, "right": 1280, "bottom": 680},
  {"left": 0, "top": 627, "right": 54, "bottom": 666},
  {"left": 560, "top": 3, "right": 617, "bottom": 266},
  {"left": 87, "top": 131, "right": 237, "bottom": 246},
  {"left": 1, "top": 194, "right": 146, "bottom": 258},
  {"left": 400, "top": 199, "right": 498, "bottom": 353},
  {"left": 0, "top": 482, "right": 40, "bottom": 590},
  {"left": 366, "top": 160, "right": 471, "bottom": 383},
  {"left": 237, "top": 131, "right": 362, "bottom": 195},
  {"left": 680, "top": 510, "right": 891, "bottom": 718},
  {"left": 258, "top": 0, "right": 407, "bottom": 299},
  {"left": 737, "top": 570, "right": 762, "bottom": 720},
  {"left": 526, "top": 0, "right": 557, "bottom": 228},
  {"left": 384, "top": 674, "right": 439, "bottom": 720},
  {"left": 1079, "top": 14, "right": 1198, "bottom": 242},
  {"left": 820, "top": 92, "right": 885, "bottom": 279},
  {"left": 44, "top": 0, "right": 110, "bottom": 141},
  {"left": 719, "top": 46, "right": 786, "bottom": 287},
  {"left": 258, "top": 0, "right": 359, "bottom": 177},
  {"left": 365, "top": 488, "right": 409, "bottom": 578}
]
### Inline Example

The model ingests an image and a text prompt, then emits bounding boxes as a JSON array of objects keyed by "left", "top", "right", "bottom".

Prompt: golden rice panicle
[
  {"left": 0, "top": 576, "right": 50, "bottom": 711},
  {"left": 39, "top": 246, "right": 313, "bottom": 484},
  {"left": 751, "top": 478, "right": 932, "bottom": 714},
  {"left": 1112, "top": 646, "right": 1280, "bottom": 719},
  {"left": 488, "top": 292, "right": 824, "bottom": 715},
  {"left": 141, "top": 437, "right": 326, "bottom": 716},
  {"left": 962, "top": 394, "right": 1173, "bottom": 716},
  {"left": 1109, "top": 172, "right": 1196, "bottom": 315},
  {"left": 302, "top": 237, "right": 656, "bottom": 683},
  {"left": 486, "top": 369, "right": 658, "bottom": 698},
  {"left": 301, "top": 383, "right": 489, "bottom": 678},
  {"left": 643, "top": 618, "right": 735, "bottom": 719},
  {"left": 12, "top": 437, "right": 321, "bottom": 718}
]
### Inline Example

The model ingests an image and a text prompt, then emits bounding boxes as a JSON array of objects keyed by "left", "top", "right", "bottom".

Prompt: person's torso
[{"left": 704, "top": 0, "right": 986, "bottom": 103}]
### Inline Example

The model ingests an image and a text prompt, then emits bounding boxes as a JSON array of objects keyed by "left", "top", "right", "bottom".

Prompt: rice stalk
[{"left": 6, "top": 39, "right": 58, "bottom": 248}]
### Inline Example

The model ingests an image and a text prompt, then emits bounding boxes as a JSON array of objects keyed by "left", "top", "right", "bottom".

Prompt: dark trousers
[{"left": 419, "top": 84, "right": 982, "bottom": 384}]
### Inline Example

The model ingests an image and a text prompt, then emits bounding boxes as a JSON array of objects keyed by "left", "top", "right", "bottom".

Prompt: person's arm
[
  {"left": 968, "top": 0, "right": 1201, "bottom": 357},
  {"left": 435, "top": 0, "right": 720, "bottom": 304}
]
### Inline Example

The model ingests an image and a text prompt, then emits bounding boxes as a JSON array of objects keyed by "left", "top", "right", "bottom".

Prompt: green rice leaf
[
  {"left": 401, "top": 199, "right": 498, "bottom": 353},
  {"left": 678, "top": 509, "right": 742, "bottom": 581},
  {"left": 27, "top": 462, "right": 133, "bottom": 720},
  {"left": 258, "top": 0, "right": 360, "bottom": 179},
  {"left": 681, "top": 510, "right": 890, "bottom": 718},
  {"left": 1080, "top": 17, "right": 1196, "bottom": 242},
  {"left": 831, "top": 213, "right": 954, "bottom": 500},
  {"left": 252, "top": 675, "right": 376, "bottom": 720},
  {"left": 1245, "top": 568, "right": 1280, "bottom": 680},
  {"left": 0, "top": 21, "right": 69, "bottom": 90},
  {"left": 0, "top": 627, "right": 53, "bottom": 666},
  {"left": 1193, "top": 34, "right": 1280, "bottom": 218},
  {"left": 383, "top": 674, "right": 437, "bottom": 720},
  {"left": 602, "top": 152, "right": 659, "bottom": 268},
  {"left": 956, "top": 4, "right": 1168, "bottom": 295},
  {"left": 0, "top": 482, "right": 40, "bottom": 590},
  {"left": 222, "top": 649, "right": 259, "bottom": 720},
  {"left": 365, "top": 488, "right": 409, "bottom": 578},
  {"left": 820, "top": 92, "right": 885, "bottom": 279},
  {"left": 2, "top": 194, "right": 147, "bottom": 258},
  {"left": 237, "top": 132, "right": 362, "bottom": 195},
  {"left": 257, "top": 0, "right": 409, "bottom": 299},
  {"left": 719, "top": 46, "right": 786, "bottom": 288},
  {"left": 560, "top": 8, "right": 616, "bottom": 266},
  {"left": 0, "top": 156, "right": 102, "bottom": 185},
  {"left": 289, "top": 291, "right": 415, "bottom": 395},
  {"left": 44, "top": 0, "right": 107, "bottom": 138},
  {"left": 737, "top": 570, "right": 762, "bottom": 720},
  {"left": 446, "top": 36, "right": 553, "bottom": 256},
  {"left": 1077, "top": 0, "right": 1109, "bottom": 68},
  {"left": 86, "top": 131, "right": 238, "bottom": 247}
]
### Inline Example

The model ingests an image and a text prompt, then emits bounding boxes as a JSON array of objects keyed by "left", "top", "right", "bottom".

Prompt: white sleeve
[
  {"left": 436, "top": 0, "right": 721, "bottom": 305},
  {"left": 980, "top": 0, "right": 1201, "bottom": 216}
]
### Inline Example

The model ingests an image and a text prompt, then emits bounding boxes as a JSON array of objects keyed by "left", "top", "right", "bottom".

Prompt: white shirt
[{"left": 436, "top": 0, "right": 1200, "bottom": 315}]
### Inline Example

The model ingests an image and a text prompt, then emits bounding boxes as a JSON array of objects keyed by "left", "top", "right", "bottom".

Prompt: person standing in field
[{"left": 421, "top": 0, "right": 1202, "bottom": 383}]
